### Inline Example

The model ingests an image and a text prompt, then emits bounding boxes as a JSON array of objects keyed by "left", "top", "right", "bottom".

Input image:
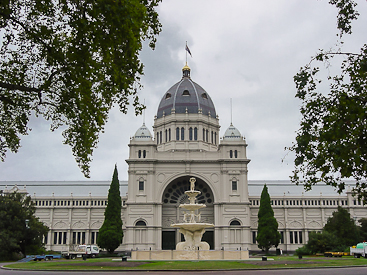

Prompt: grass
[{"left": 4, "top": 256, "right": 367, "bottom": 271}]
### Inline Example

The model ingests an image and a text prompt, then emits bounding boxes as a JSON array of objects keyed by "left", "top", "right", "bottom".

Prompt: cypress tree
[
  {"left": 257, "top": 184, "right": 281, "bottom": 253},
  {"left": 97, "top": 165, "right": 123, "bottom": 253}
]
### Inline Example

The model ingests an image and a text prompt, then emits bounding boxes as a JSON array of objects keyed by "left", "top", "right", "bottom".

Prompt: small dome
[
  {"left": 133, "top": 123, "right": 152, "bottom": 141},
  {"left": 223, "top": 123, "right": 242, "bottom": 141}
]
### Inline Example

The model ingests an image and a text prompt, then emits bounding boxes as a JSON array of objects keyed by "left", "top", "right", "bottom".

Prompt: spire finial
[{"left": 230, "top": 98, "right": 233, "bottom": 125}]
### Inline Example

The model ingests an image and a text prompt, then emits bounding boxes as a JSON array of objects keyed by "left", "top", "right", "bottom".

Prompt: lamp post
[{"left": 24, "top": 219, "right": 30, "bottom": 257}]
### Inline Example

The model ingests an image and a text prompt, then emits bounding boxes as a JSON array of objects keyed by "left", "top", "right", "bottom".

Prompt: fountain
[{"left": 170, "top": 177, "right": 214, "bottom": 250}]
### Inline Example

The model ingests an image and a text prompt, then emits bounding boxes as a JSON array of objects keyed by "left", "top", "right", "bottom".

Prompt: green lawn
[{"left": 4, "top": 256, "right": 367, "bottom": 271}]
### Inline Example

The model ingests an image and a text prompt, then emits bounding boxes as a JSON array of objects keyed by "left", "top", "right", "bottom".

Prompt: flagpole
[{"left": 185, "top": 41, "right": 187, "bottom": 64}]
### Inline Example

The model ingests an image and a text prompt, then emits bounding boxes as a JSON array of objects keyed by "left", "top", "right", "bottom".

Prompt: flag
[{"left": 185, "top": 45, "right": 192, "bottom": 57}]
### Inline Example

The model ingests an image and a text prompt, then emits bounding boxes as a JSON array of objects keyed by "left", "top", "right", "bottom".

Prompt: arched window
[
  {"left": 234, "top": 150, "right": 238, "bottom": 158},
  {"left": 143, "top": 150, "right": 146, "bottom": 158},
  {"left": 138, "top": 150, "right": 141, "bottom": 158},
  {"left": 135, "top": 220, "right": 147, "bottom": 226},
  {"left": 230, "top": 150, "right": 233, "bottom": 158},
  {"left": 201, "top": 93, "right": 208, "bottom": 99},
  {"left": 194, "top": 127, "right": 198, "bottom": 140},
  {"left": 189, "top": 127, "right": 193, "bottom": 140},
  {"left": 181, "top": 127, "right": 185, "bottom": 140},
  {"left": 230, "top": 220, "right": 241, "bottom": 226},
  {"left": 182, "top": 90, "right": 190, "bottom": 96},
  {"left": 165, "top": 93, "right": 171, "bottom": 99},
  {"left": 176, "top": 127, "right": 180, "bottom": 140}
]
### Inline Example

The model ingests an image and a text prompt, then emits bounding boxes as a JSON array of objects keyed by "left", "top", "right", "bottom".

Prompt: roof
[
  {"left": 156, "top": 67, "right": 216, "bottom": 119},
  {"left": 0, "top": 181, "right": 128, "bottom": 198},
  {"left": 223, "top": 123, "right": 243, "bottom": 140},
  {"left": 248, "top": 180, "right": 351, "bottom": 197},
  {"left": 133, "top": 123, "right": 152, "bottom": 141},
  {"left": 0, "top": 180, "right": 354, "bottom": 198}
]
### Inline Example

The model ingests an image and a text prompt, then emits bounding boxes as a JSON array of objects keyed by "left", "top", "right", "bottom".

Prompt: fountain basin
[
  {"left": 171, "top": 223, "right": 214, "bottom": 231},
  {"left": 179, "top": 204, "right": 206, "bottom": 211}
]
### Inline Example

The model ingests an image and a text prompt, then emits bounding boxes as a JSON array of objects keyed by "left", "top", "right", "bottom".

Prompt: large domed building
[{"left": 125, "top": 64, "right": 250, "bottom": 250}]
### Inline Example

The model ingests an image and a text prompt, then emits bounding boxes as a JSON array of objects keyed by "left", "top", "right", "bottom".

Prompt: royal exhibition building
[{"left": 1, "top": 64, "right": 366, "bottom": 253}]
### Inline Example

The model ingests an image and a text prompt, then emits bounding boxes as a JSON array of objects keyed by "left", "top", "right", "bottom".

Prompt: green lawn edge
[{"left": 4, "top": 256, "right": 367, "bottom": 271}]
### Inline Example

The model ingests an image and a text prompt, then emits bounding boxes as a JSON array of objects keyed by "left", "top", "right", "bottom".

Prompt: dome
[
  {"left": 223, "top": 123, "right": 242, "bottom": 141},
  {"left": 133, "top": 123, "right": 152, "bottom": 141},
  {"left": 156, "top": 65, "right": 216, "bottom": 119}
]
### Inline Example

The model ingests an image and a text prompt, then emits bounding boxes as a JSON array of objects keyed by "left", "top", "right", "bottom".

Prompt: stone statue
[{"left": 190, "top": 177, "right": 196, "bottom": 191}]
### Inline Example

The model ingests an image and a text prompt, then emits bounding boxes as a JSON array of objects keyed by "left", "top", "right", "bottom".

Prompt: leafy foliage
[
  {"left": 304, "top": 206, "right": 359, "bottom": 254},
  {"left": 305, "top": 231, "right": 339, "bottom": 254},
  {"left": 0, "top": 191, "right": 49, "bottom": 260},
  {"left": 97, "top": 165, "right": 123, "bottom": 253},
  {"left": 358, "top": 217, "right": 367, "bottom": 242},
  {"left": 290, "top": 0, "right": 367, "bottom": 200},
  {"left": 324, "top": 206, "right": 360, "bottom": 246},
  {"left": 256, "top": 184, "right": 281, "bottom": 252},
  {"left": 0, "top": 0, "right": 162, "bottom": 177}
]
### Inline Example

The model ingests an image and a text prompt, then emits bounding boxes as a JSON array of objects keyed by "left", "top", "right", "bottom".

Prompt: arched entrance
[{"left": 161, "top": 176, "right": 214, "bottom": 250}]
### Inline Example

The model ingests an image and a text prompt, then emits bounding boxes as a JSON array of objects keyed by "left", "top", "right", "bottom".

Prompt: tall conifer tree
[
  {"left": 97, "top": 165, "right": 123, "bottom": 253},
  {"left": 257, "top": 184, "right": 281, "bottom": 253}
]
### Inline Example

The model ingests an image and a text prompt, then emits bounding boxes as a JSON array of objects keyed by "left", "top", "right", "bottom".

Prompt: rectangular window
[
  {"left": 91, "top": 232, "right": 95, "bottom": 244},
  {"left": 63, "top": 232, "right": 67, "bottom": 244},
  {"left": 82, "top": 232, "right": 85, "bottom": 244},
  {"left": 72, "top": 232, "right": 76, "bottom": 244},
  {"left": 232, "top": 181, "right": 237, "bottom": 191},
  {"left": 54, "top": 232, "right": 57, "bottom": 245},
  {"left": 252, "top": 231, "right": 257, "bottom": 244},
  {"left": 139, "top": 181, "right": 144, "bottom": 191},
  {"left": 58, "top": 232, "right": 62, "bottom": 244},
  {"left": 44, "top": 234, "right": 48, "bottom": 244},
  {"left": 77, "top": 232, "right": 81, "bottom": 244},
  {"left": 289, "top": 231, "right": 293, "bottom": 244},
  {"left": 294, "top": 231, "right": 298, "bottom": 244},
  {"left": 299, "top": 231, "right": 303, "bottom": 244},
  {"left": 280, "top": 231, "right": 284, "bottom": 244}
]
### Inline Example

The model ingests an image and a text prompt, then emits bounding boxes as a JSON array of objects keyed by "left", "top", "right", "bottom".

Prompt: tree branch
[{"left": 0, "top": 82, "right": 41, "bottom": 93}]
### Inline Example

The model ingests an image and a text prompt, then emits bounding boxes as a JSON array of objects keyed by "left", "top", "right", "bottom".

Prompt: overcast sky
[{"left": 1, "top": 0, "right": 366, "bottom": 182}]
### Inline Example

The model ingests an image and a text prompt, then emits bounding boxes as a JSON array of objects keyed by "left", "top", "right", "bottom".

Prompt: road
[{"left": 1, "top": 264, "right": 367, "bottom": 275}]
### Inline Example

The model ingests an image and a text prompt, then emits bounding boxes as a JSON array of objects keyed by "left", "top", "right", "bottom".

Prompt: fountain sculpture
[{"left": 170, "top": 177, "right": 214, "bottom": 250}]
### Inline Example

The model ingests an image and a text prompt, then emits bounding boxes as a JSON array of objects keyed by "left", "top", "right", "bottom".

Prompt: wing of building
[{"left": 1, "top": 64, "right": 365, "bottom": 253}]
